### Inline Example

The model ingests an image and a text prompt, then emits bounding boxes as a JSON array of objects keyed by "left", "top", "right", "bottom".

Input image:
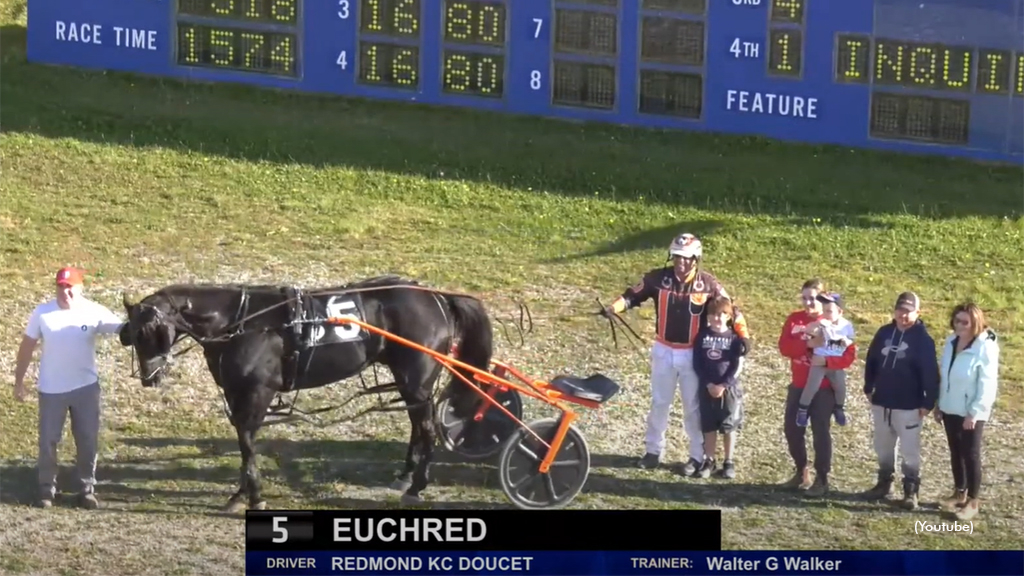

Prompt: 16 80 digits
[{"left": 177, "top": 0, "right": 298, "bottom": 26}]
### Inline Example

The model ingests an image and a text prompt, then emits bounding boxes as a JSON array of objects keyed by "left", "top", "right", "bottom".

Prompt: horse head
[{"left": 120, "top": 290, "right": 188, "bottom": 387}]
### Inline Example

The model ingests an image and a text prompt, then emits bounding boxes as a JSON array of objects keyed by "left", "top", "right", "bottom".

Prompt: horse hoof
[
  {"left": 252, "top": 501, "right": 268, "bottom": 510},
  {"left": 400, "top": 493, "right": 424, "bottom": 507},
  {"left": 390, "top": 479, "right": 412, "bottom": 492},
  {"left": 224, "top": 500, "right": 247, "bottom": 514}
]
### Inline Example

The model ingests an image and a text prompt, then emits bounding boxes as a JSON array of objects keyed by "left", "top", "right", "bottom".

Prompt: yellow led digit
[
  {"left": 241, "top": 33, "right": 264, "bottom": 69},
  {"left": 479, "top": 4, "right": 500, "bottom": 43},
  {"left": 211, "top": 0, "right": 233, "bottom": 16},
  {"left": 392, "top": 47, "right": 417, "bottom": 84},
  {"left": 774, "top": 31, "right": 791, "bottom": 71},
  {"left": 942, "top": 47, "right": 970, "bottom": 89},
  {"left": 366, "top": 0, "right": 382, "bottom": 31},
  {"left": 394, "top": 0, "right": 418, "bottom": 35},
  {"left": 210, "top": 29, "right": 234, "bottom": 66},
  {"left": 183, "top": 26, "right": 199, "bottom": 63},
  {"left": 876, "top": 42, "right": 903, "bottom": 82},
  {"left": 364, "top": 44, "right": 381, "bottom": 80},
  {"left": 909, "top": 46, "right": 935, "bottom": 86},
  {"left": 447, "top": 2, "right": 470, "bottom": 40},
  {"left": 772, "top": 0, "right": 801, "bottom": 22},
  {"left": 1017, "top": 54, "right": 1024, "bottom": 95},
  {"left": 984, "top": 51, "right": 1004, "bottom": 92},
  {"left": 272, "top": 0, "right": 296, "bottom": 22},
  {"left": 445, "top": 53, "right": 470, "bottom": 91},
  {"left": 478, "top": 55, "right": 497, "bottom": 93},
  {"left": 270, "top": 35, "right": 293, "bottom": 73},
  {"left": 245, "top": 0, "right": 258, "bottom": 19}
]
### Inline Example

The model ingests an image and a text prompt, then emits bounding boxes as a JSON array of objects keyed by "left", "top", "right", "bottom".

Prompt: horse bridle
[
  {"left": 125, "top": 290, "right": 252, "bottom": 382},
  {"left": 125, "top": 302, "right": 203, "bottom": 381}
]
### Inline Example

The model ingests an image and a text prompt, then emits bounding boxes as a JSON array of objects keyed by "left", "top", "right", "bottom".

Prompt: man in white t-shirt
[{"left": 13, "top": 267, "right": 125, "bottom": 509}]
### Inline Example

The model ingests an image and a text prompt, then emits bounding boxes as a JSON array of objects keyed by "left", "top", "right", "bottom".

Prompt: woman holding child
[
  {"left": 777, "top": 280, "right": 857, "bottom": 497},
  {"left": 934, "top": 302, "right": 1000, "bottom": 520}
]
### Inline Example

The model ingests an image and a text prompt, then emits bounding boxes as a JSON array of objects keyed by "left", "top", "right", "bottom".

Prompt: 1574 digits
[{"left": 177, "top": 23, "right": 297, "bottom": 77}]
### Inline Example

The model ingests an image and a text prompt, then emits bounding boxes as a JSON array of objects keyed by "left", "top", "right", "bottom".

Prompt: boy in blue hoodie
[
  {"left": 693, "top": 297, "right": 749, "bottom": 480},
  {"left": 861, "top": 292, "right": 940, "bottom": 510}
]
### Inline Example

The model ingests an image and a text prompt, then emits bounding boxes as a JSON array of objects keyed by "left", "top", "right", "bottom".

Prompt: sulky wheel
[
  {"left": 498, "top": 417, "right": 591, "bottom": 510},
  {"left": 436, "top": 385, "right": 524, "bottom": 460}
]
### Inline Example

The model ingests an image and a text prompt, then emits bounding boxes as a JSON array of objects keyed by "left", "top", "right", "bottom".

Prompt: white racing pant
[{"left": 645, "top": 341, "right": 702, "bottom": 462}]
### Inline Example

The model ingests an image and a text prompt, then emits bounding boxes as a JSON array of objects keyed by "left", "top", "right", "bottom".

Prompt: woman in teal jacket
[{"left": 934, "top": 302, "right": 1000, "bottom": 521}]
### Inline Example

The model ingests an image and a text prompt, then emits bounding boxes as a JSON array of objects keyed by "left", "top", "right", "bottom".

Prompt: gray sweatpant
[
  {"left": 870, "top": 405, "right": 922, "bottom": 480},
  {"left": 799, "top": 365, "right": 847, "bottom": 408},
  {"left": 38, "top": 382, "right": 101, "bottom": 498}
]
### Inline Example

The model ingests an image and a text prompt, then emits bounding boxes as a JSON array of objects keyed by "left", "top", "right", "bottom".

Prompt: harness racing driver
[{"left": 603, "top": 233, "right": 750, "bottom": 477}]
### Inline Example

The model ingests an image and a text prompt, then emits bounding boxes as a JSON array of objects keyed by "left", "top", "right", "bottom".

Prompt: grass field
[{"left": 2, "top": 1, "right": 1023, "bottom": 573}]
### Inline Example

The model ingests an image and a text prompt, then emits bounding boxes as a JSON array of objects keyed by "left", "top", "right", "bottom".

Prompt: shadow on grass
[
  {"left": 116, "top": 436, "right": 503, "bottom": 510},
  {"left": 0, "top": 435, "right": 941, "bottom": 515},
  {"left": 2, "top": 24, "right": 1020, "bottom": 233},
  {"left": 546, "top": 220, "right": 731, "bottom": 263}
]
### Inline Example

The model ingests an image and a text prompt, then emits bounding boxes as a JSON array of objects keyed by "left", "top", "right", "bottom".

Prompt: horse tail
[{"left": 443, "top": 294, "right": 494, "bottom": 411}]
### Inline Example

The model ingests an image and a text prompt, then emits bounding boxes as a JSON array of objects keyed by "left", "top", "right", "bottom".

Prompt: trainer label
[
  {"left": 632, "top": 557, "right": 692, "bottom": 569},
  {"left": 916, "top": 520, "right": 974, "bottom": 534}
]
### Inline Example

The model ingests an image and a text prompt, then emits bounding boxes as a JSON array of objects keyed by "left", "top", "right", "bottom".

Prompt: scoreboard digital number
[
  {"left": 442, "top": 0, "right": 507, "bottom": 97},
  {"left": 175, "top": 0, "right": 300, "bottom": 77},
  {"left": 357, "top": 0, "right": 421, "bottom": 89},
  {"left": 26, "top": 0, "right": 1024, "bottom": 164}
]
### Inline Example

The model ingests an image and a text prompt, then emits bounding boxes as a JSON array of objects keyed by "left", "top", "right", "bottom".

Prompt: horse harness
[{"left": 280, "top": 286, "right": 318, "bottom": 393}]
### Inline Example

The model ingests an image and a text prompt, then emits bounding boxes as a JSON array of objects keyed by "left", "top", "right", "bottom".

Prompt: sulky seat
[{"left": 549, "top": 373, "right": 621, "bottom": 404}]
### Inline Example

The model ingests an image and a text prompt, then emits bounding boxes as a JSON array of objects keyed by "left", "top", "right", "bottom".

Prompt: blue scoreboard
[{"left": 25, "top": 0, "right": 1024, "bottom": 164}]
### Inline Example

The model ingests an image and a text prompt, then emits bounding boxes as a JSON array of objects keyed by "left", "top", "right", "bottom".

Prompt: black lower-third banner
[{"left": 246, "top": 509, "right": 722, "bottom": 552}]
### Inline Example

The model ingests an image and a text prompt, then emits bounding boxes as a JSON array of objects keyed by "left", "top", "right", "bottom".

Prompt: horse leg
[
  {"left": 224, "top": 385, "right": 275, "bottom": 513},
  {"left": 400, "top": 396, "right": 436, "bottom": 506},
  {"left": 390, "top": 423, "right": 419, "bottom": 493},
  {"left": 220, "top": 393, "right": 249, "bottom": 512}
]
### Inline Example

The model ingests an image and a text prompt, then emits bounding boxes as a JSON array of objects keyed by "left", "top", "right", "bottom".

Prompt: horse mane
[
  {"left": 141, "top": 276, "right": 428, "bottom": 307},
  {"left": 341, "top": 274, "right": 424, "bottom": 290}
]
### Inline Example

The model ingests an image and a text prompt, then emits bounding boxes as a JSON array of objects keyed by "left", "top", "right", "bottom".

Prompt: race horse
[{"left": 117, "top": 275, "right": 494, "bottom": 512}]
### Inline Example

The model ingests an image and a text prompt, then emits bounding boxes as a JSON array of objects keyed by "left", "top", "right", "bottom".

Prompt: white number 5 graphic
[{"left": 325, "top": 297, "right": 362, "bottom": 340}]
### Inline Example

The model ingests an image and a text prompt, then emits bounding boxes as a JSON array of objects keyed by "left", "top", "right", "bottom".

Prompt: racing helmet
[{"left": 668, "top": 233, "right": 703, "bottom": 260}]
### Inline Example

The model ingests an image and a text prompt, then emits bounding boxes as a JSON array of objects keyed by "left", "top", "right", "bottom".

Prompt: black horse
[{"left": 117, "top": 275, "right": 494, "bottom": 512}]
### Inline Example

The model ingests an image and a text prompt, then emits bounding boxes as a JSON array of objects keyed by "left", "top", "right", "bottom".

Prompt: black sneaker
[
  {"left": 698, "top": 457, "right": 716, "bottom": 479},
  {"left": 717, "top": 460, "right": 736, "bottom": 480},
  {"left": 636, "top": 453, "right": 660, "bottom": 469},
  {"left": 680, "top": 457, "right": 702, "bottom": 477}
]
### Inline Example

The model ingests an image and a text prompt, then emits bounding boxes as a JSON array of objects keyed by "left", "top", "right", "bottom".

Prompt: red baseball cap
[{"left": 55, "top": 267, "right": 85, "bottom": 286}]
